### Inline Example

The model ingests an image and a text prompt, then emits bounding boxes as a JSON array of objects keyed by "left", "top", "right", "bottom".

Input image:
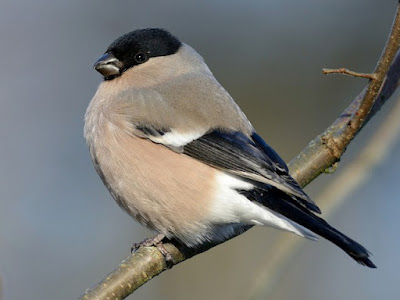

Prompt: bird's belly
[{"left": 93, "top": 126, "right": 218, "bottom": 246}]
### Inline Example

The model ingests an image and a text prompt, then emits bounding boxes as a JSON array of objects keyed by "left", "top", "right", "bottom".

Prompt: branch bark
[{"left": 80, "top": 4, "right": 400, "bottom": 299}]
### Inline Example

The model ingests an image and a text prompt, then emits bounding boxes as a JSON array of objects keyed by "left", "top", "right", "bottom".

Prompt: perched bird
[{"left": 85, "top": 28, "right": 375, "bottom": 268}]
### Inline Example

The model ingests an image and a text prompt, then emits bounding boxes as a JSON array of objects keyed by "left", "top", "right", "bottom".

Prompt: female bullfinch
[{"left": 85, "top": 28, "right": 375, "bottom": 268}]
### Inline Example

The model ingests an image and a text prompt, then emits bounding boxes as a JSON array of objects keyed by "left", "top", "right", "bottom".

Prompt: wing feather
[
  {"left": 135, "top": 125, "right": 320, "bottom": 214},
  {"left": 182, "top": 130, "right": 321, "bottom": 213}
]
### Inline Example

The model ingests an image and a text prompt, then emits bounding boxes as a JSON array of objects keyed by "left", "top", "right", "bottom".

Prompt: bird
[{"left": 85, "top": 28, "right": 376, "bottom": 268}]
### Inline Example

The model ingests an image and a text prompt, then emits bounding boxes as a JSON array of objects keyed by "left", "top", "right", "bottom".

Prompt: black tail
[{"left": 245, "top": 187, "right": 376, "bottom": 268}]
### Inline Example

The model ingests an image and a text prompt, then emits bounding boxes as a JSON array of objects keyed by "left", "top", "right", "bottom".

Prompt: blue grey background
[{"left": 0, "top": 1, "right": 399, "bottom": 299}]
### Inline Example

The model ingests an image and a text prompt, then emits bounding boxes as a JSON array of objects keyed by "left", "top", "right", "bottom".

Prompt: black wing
[
  {"left": 134, "top": 124, "right": 320, "bottom": 213},
  {"left": 183, "top": 130, "right": 321, "bottom": 214}
]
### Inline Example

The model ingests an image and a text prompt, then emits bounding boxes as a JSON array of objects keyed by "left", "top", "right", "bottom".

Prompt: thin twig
[
  {"left": 322, "top": 67, "right": 377, "bottom": 80},
  {"left": 80, "top": 4, "right": 400, "bottom": 299}
]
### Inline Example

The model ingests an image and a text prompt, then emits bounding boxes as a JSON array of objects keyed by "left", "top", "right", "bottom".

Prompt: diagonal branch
[
  {"left": 80, "top": 4, "right": 400, "bottom": 300},
  {"left": 290, "top": 4, "right": 400, "bottom": 188},
  {"left": 246, "top": 95, "right": 400, "bottom": 299}
]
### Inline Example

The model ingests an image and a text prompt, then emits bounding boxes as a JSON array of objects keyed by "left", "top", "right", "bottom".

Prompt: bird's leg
[{"left": 131, "top": 234, "right": 175, "bottom": 267}]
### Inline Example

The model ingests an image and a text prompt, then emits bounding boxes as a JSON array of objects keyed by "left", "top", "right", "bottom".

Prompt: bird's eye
[{"left": 134, "top": 52, "right": 148, "bottom": 64}]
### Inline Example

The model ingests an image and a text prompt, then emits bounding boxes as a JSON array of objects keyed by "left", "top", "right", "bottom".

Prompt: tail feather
[{"left": 249, "top": 187, "right": 376, "bottom": 268}]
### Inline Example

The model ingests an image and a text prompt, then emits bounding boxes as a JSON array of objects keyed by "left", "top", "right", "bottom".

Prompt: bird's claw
[{"left": 131, "top": 234, "right": 175, "bottom": 268}]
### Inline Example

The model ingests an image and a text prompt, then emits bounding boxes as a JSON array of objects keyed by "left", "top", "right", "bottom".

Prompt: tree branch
[
  {"left": 289, "top": 4, "right": 400, "bottom": 187},
  {"left": 80, "top": 4, "right": 400, "bottom": 299},
  {"left": 246, "top": 95, "right": 400, "bottom": 299}
]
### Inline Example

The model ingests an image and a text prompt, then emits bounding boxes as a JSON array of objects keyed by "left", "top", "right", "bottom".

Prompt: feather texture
[{"left": 182, "top": 130, "right": 321, "bottom": 213}]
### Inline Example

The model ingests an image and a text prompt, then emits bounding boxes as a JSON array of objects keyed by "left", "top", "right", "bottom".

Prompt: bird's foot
[{"left": 131, "top": 234, "right": 174, "bottom": 267}]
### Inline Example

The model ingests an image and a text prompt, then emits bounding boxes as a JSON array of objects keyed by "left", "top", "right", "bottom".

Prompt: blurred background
[{"left": 1, "top": 0, "right": 399, "bottom": 299}]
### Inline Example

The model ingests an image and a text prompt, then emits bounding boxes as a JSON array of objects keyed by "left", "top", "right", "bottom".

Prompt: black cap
[{"left": 94, "top": 28, "right": 182, "bottom": 80}]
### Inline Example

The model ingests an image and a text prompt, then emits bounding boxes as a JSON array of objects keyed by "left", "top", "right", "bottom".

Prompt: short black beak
[{"left": 94, "top": 53, "right": 123, "bottom": 79}]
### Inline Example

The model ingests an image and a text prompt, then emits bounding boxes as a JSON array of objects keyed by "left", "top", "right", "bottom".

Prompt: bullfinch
[{"left": 85, "top": 28, "right": 375, "bottom": 268}]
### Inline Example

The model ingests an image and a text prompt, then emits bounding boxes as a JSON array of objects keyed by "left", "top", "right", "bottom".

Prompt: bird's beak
[{"left": 94, "top": 53, "right": 123, "bottom": 79}]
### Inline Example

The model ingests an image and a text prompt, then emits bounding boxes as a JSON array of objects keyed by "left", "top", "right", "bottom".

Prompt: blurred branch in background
[
  {"left": 246, "top": 95, "right": 400, "bottom": 299},
  {"left": 80, "top": 4, "right": 400, "bottom": 300}
]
